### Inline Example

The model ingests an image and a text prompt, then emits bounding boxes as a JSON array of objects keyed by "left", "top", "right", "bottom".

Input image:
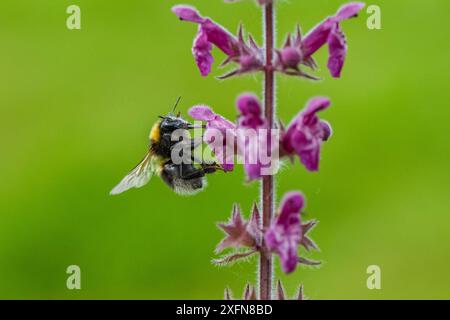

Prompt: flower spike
[{"left": 168, "top": 0, "right": 363, "bottom": 302}]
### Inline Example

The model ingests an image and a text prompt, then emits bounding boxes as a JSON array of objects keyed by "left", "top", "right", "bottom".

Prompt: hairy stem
[{"left": 259, "top": 1, "right": 275, "bottom": 301}]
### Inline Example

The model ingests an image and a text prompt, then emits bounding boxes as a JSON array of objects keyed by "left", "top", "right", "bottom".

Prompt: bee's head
[
  {"left": 158, "top": 115, "right": 199, "bottom": 135},
  {"left": 149, "top": 98, "right": 205, "bottom": 143}
]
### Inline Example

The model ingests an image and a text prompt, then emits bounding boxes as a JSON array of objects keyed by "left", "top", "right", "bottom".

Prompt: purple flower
[
  {"left": 265, "top": 192, "right": 303, "bottom": 273},
  {"left": 172, "top": 5, "right": 264, "bottom": 78},
  {"left": 265, "top": 192, "right": 318, "bottom": 274},
  {"left": 189, "top": 94, "right": 275, "bottom": 181},
  {"left": 189, "top": 105, "right": 236, "bottom": 171},
  {"left": 237, "top": 93, "right": 267, "bottom": 129},
  {"left": 236, "top": 94, "right": 275, "bottom": 182},
  {"left": 275, "top": 2, "right": 365, "bottom": 78},
  {"left": 281, "top": 97, "right": 332, "bottom": 172},
  {"left": 302, "top": 2, "right": 365, "bottom": 77},
  {"left": 192, "top": 30, "right": 214, "bottom": 76}
]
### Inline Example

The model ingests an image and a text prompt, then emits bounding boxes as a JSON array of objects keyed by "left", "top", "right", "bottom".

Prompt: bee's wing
[{"left": 110, "top": 152, "right": 154, "bottom": 195}]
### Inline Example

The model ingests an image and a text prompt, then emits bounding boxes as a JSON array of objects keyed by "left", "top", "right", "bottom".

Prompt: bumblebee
[{"left": 110, "top": 99, "right": 222, "bottom": 196}]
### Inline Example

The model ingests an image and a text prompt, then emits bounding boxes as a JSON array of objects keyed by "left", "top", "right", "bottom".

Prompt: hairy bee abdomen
[
  {"left": 172, "top": 177, "right": 205, "bottom": 196},
  {"left": 160, "top": 162, "right": 207, "bottom": 196}
]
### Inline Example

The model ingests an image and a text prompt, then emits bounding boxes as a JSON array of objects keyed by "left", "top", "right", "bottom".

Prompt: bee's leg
[
  {"left": 187, "top": 149, "right": 225, "bottom": 174},
  {"left": 188, "top": 137, "right": 226, "bottom": 173},
  {"left": 200, "top": 163, "right": 220, "bottom": 174},
  {"left": 163, "top": 161, "right": 222, "bottom": 183},
  {"left": 180, "top": 164, "right": 207, "bottom": 180},
  {"left": 181, "top": 162, "right": 225, "bottom": 179},
  {"left": 190, "top": 155, "right": 224, "bottom": 174},
  {"left": 201, "top": 162, "right": 225, "bottom": 173}
]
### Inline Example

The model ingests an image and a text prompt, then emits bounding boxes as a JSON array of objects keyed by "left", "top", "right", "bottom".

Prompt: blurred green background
[{"left": 0, "top": 0, "right": 449, "bottom": 299}]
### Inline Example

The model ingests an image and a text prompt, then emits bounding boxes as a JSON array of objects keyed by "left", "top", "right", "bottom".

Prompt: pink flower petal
[
  {"left": 282, "top": 97, "right": 331, "bottom": 172},
  {"left": 193, "top": 29, "right": 214, "bottom": 76},
  {"left": 172, "top": 5, "right": 204, "bottom": 23},
  {"left": 201, "top": 20, "right": 238, "bottom": 56},
  {"left": 244, "top": 163, "right": 263, "bottom": 181},
  {"left": 327, "top": 25, "right": 347, "bottom": 78},
  {"left": 265, "top": 192, "right": 305, "bottom": 274},
  {"left": 291, "top": 131, "right": 320, "bottom": 171},
  {"left": 189, "top": 106, "right": 236, "bottom": 171},
  {"left": 237, "top": 93, "right": 261, "bottom": 116},
  {"left": 278, "top": 192, "right": 305, "bottom": 225},
  {"left": 236, "top": 93, "right": 266, "bottom": 129},
  {"left": 336, "top": 2, "right": 366, "bottom": 21},
  {"left": 302, "top": 97, "right": 331, "bottom": 126},
  {"left": 319, "top": 120, "right": 333, "bottom": 141},
  {"left": 189, "top": 105, "right": 215, "bottom": 121},
  {"left": 301, "top": 2, "right": 365, "bottom": 77}
]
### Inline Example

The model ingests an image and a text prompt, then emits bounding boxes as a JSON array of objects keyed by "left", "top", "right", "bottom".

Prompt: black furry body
[
  {"left": 110, "top": 112, "right": 220, "bottom": 196},
  {"left": 151, "top": 116, "right": 219, "bottom": 195}
]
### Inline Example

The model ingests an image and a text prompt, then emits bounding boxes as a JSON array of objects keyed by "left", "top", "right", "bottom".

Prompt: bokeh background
[{"left": 0, "top": 0, "right": 449, "bottom": 299}]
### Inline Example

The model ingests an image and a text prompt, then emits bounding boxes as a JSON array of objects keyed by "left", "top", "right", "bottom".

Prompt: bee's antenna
[{"left": 172, "top": 96, "right": 182, "bottom": 114}]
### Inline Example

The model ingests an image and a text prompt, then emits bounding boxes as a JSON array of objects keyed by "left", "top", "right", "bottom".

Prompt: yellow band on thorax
[{"left": 149, "top": 121, "right": 161, "bottom": 142}]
